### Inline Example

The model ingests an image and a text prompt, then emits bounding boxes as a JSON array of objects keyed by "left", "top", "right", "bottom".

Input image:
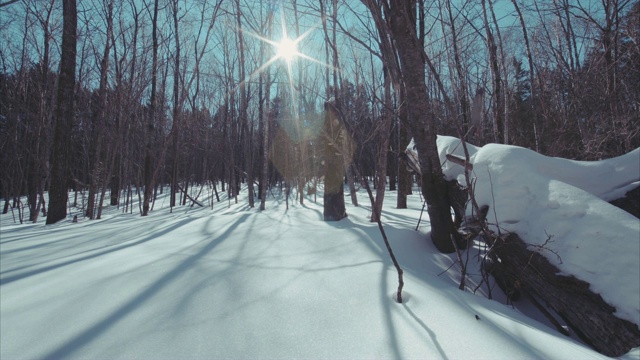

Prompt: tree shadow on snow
[
  {"left": 40, "top": 213, "right": 250, "bottom": 359},
  {"left": 0, "top": 216, "right": 200, "bottom": 285},
  {"left": 341, "top": 215, "right": 452, "bottom": 359}
]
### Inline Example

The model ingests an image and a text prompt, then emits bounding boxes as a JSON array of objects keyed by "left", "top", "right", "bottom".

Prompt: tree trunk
[
  {"left": 260, "top": 54, "right": 271, "bottom": 211},
  {"left": 46, "top": 0, "right": 76, "bottom": 224},
  {"left": 344, "top": 144, "right": 358, "bottom": 207},
  {"left": 142, "top": 0, "right": 159, "bottom": 216},
  {"left": 86, "top": 0, "right": 114, "bottom": 219},
  {"left": 323, "top": 101, "right": 346, "bottom": 221},
  {"left": 236, "top": 0, "right": 253, "bottom": 208},
  {"left": 27, "top": 161, "right": 40, "bottom": 222},
  {"left": 388, "top": 0, "right": 456, "bottom": 253},
  {"left": 487, "top": 0, "right": 510, "bottom": 144},
  {"left": 443, "top": 0, "right": 471, "bottom": 131},
  {"left": 481, "top": 0, "right": 504, "bottom": 144},
  {"left": 110, "top": 153, "right": 121, "bottom": 206},
  {"left": 371, "top": 68, "right": 393, "bottom": 222},
  {"left": 359, "top": 0, "right": 454, "bottom": 252},
  {"left": 396, "top": 113, "right": 410, "bottom": 208},
  {"left": 170, "top": 0, "right": 183, "bottom": 210},
  {"left": 510, "top": 0, "right": 540, "bottom": 152},
  {"left": 293, "top": 0, "right": 307, "bottom": 206}
]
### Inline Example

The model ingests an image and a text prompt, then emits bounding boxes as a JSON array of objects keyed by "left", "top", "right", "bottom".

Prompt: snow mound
[{"left": 438, "top": 136, "right": 640, "bottom": 326}]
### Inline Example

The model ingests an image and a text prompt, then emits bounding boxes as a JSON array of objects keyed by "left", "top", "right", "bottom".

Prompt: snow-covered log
[
  {"left": 437, "top": 136, "right": 640, "bottom": 357},
  {"left": 488, "top": 231, "right": 640, "bottom": 357}
]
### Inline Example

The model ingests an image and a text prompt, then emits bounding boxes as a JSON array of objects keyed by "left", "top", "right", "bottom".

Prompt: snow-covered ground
[{"left": 1, "top": 140, "right": 639, "bottom": 359}]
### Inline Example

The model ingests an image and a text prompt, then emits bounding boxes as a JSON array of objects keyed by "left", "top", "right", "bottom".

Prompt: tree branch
[{"left": 0, "top": 0, "right": 20, "bottom": 8}]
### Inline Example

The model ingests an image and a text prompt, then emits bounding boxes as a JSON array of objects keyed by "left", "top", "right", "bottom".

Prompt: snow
[
  {"left": 1, "top": 139, "right": 639, "bottom": 359},
  {"left": 437, "top": 136, "right": 640, "bottom": 327}
]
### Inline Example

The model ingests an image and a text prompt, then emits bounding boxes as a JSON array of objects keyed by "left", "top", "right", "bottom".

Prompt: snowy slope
[
  {"left": 0, "top": 189, "right": 619, "bottom": 359},
  {"left": 2, "top": 138, "right": 639, "bottom": 359}
]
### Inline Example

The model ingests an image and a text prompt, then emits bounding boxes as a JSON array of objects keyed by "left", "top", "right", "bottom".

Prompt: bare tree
[
  {"left": 46, "top": 0, "right": 77, "bottom": 224},
  {"left": 322, "top": 101, "right": 346, "bottom": 221},
  {"left": 361, "top": 0, "right": 456, "bottom": 253},
  {"left": 235, "top": 0, "right": 254, "bottom": 208},
  {"left": 510, "top": 0, "right": 541, "bottom": 151},
  {"left": 86, "top": 0, "right": 115, "bottom": 219},
  {"left": 259, "top": 5, "right": 274, "bottom": 211},
  {"left": 169, "top": 0, "right": 183, "bottom": 210},
  {"left": 481, "top": 0, "right": 503, "bottom": 144},
  {"left": 0, "top": 0, "right": 19, "bottom": 8},
  {"left": 369, "top": 66, "right": 393, "bottom": 222},
  {"left": 141, "top": 0, "right": 159, "bottom": 216}
]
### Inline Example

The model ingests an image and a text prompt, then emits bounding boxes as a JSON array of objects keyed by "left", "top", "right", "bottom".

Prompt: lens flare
[{"left": 276, "top": 37, "right": 299, "bottom": 63}]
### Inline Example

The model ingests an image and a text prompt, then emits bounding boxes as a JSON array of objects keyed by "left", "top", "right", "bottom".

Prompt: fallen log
[
  {"left": 488, "top": 232, "right": 640, "bottom": 357},
  {"left": 176, "top": 183, "right": 204, "bottom": 207},
  {"left": 444, "top": 147, "right": 640, "bottom": 356}
]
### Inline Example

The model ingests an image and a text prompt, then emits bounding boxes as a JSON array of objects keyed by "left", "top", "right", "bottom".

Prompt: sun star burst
[
  {"left": 237, "top": 8, "right": 338, "bottom": 121},
  {"left": 276, "top": 36, "right": 299, "bottom": 63}
]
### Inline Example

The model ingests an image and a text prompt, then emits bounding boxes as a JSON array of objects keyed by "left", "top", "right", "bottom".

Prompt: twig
[
  {"left": 357, "top": 170, "right": 405, "bottom": 303},
  {"left": 415, "top": 201, "right": 427, "bottom": 231},
  {"left": 438, "top": 259, "right": 460, "bottom": 276},
  {"left": 528, "top": 231, "right": 563, "bottom": 264},
  {"left": 177, "top": 183, "right": 204, "bottom": 207},
  {"left": 486, "top": 166, "right": 501, "bottom": 236}
]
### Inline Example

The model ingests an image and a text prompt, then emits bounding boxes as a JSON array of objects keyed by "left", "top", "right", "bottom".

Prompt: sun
[
  {"left": 236, "top": 9, "right": 337, "bottom": 120},
  {"left": 276, "top": 37, "right": 299, "bottom": 63}
]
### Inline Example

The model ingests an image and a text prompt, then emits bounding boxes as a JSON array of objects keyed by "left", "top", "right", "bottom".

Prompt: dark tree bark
[
  {"left": 27, "top": 161, "right": 41, "bottom": 223},
  {"left": 443, "top": 0, "right": 471, "bottom": 131},
  {"left": 235, "top": 0, "right": 253, "bottom": 208},
  {"left": 86, "top": 0, "right": 114, "bottom": 219},
  {"left": 386, "top": 0, "right": 456, "bottom": 253},
  {"left": 323, "top": 101, "right": 346, "bottom": 221},
  {"left": 293, "top": 0, "right": 308, "bottom": 207},
  {"left": 487, "top": 0, "right": 510, "bottom": 144},
  {"left": 359, "top": 0, "right": 455, "bottom": 252},
  {"left": 170, "top": 0, "right": 182, "bottom": 209},
  {"left": 142, "top": 0, "right": 159, "bottom": 216},
  {"left": 510, "top": 0, "right": 541, "bottom": 152},
  {"left": 489, "top": 232, "right": 640, "bottom": 357},
  {"left": 609, "top": 186, "right": 640, "bottom": 218},
  {"left": 370, "top": 68, "right": 393, "bottom": 222},
  {"left": 46, "top": 0, "right": 77, "bottom": 224},
  {"left": 396, "top": 90, "right": 411, "bottom": 208},
  {"left": 481, "top": 0, "right": 504, "bottom": 144},
  {"left": 259, "top": 11, "right": 272, "bottom": 211},
  {"left": 0, "top": 0, "right": 20, "bottom": 8}
]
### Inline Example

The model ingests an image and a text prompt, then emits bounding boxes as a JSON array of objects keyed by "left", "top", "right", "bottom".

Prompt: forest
[
  {"left": 1, "top": 0, "right": 637, "bottom": 225},
  {"left": 1, "top": 0, "right": 639, "bottom": 358}
]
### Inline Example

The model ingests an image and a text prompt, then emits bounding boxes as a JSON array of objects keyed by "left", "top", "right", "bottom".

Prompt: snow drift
[{"left": 437, "top": 136, "right": 640, "bottom": 326}]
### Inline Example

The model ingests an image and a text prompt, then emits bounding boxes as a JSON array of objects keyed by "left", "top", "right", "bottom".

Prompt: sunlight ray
[{"left": 227, "top": 8, "right": 339, "bottom": 122}]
